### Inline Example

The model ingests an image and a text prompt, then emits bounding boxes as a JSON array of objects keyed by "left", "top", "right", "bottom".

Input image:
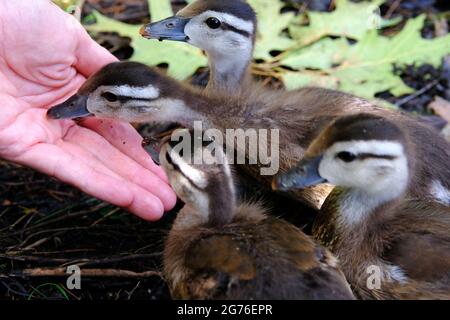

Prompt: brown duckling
[
  {"left": 47, "top": 61, "right": 388, "bottom": 209},
  {"left": 141, "top": 0, "right": 448, "bottom": 134},
  {"left": 274, "top": 113, "right": 450, "bottom": 299},
  {"left": 141, "top": 0, "right": 256, "bottom": 91},
  {"left": 140, "top": 0, "right": 257, "bottom": 160},
  {"left": 158, "top": 128, "right": 355, "bottom": 299}
]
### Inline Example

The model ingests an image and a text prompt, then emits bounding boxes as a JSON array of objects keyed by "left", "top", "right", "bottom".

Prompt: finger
[
  {"left": 75, "top": 24, "right": 117, "bottom": 77},
  {"left": 80, "top": 118, "right": 169, "bottom": 182},
  {"left": 15, "top": 142, "right": 165, "bottom": 221},
  {"left": 56, "top": 138, "right": 169, "bottom": 218},
  {"left": 63, "top": 124, "right": 177, "bottom": 211}
]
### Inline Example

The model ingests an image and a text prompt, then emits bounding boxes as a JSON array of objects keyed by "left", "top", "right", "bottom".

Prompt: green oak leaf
[
  {"left": 281, "top": 37, "right": 350, "bottom": 70},
  {"left": 289, "top": 0, "right": 400, "bottom": 47},
  {"left": 248, "top": 0, "right": 295, "bottom": 60},
  {"left": 282, "top": 15, "right": 450, "bottom": 100},
  {"left": 85, "top": 0, "right": 207, "bottom": 80}
]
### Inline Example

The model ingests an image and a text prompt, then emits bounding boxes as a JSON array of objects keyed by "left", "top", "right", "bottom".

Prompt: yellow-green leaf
[
  {"left": 281, "top": 38, "right": 350, "bottom": 70},
  {"left": 248, "top": 0, "right": 295, "bottom": 60},
  {"left": 289, "top": 0, "right": 400, "bottom": 47},
  {"left": 282, "top": 15, "right": 450, "bottom": 100},
  {"left": 86, "top": 1, "right": 207, "bottom": 80}
]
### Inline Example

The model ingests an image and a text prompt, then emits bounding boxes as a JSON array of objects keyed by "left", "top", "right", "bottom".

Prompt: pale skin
[{"left": 0, "top": 0, "right": 176, "bottom": 221}]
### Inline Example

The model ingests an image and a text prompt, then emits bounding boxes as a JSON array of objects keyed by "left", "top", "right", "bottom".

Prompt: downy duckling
[
  {"left": 159, "top": 128, "right": 355, "bottom": 299},
  {"left": 141, "top": 0, "right": 256, "bottom": 91},
  {"left": 140, "top": 0, "right": 449, "bottom": 133},
  {"left": 47, "top": 61, "right": 387, "bottom": 209},
  {"left": 274, "top": 113, "right": 450, "bottom": 299}
]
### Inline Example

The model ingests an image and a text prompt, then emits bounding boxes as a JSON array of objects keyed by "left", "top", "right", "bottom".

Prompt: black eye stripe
[
  {"left": 357, "top": 153, "right": 397, "bottom": 160},
  {"left": 336, "top": 153, "right": 397, "bottom": 161},
  {"left": 107, "top": 95, "right": 157, "bottom": 103},
  {"left": 220, "top": 22, "right": 251, "bottom": 38}
]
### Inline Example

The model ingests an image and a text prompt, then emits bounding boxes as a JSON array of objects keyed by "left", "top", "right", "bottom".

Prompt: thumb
[{"left": 75, "top": 23, "right": 118, "bottom": 77}]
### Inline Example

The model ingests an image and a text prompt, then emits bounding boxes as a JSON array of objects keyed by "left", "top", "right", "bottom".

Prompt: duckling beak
[
  {"left": 273, "top": 156, "right": 326, "bottom": 191},
  {"left": 47, "top": 94, "right": 91, "bottom": 120},
  {"left": 140, "top": 16, "right": 191, "bottom": 42}
]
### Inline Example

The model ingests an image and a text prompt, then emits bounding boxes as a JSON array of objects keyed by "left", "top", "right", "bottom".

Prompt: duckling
[
  {"left": 140, "top": 0, "right": 449, "bottom": 133},
  {"left": 140, "top": 0, "right": 256, "bottom": 91},
  {"left": 48, "top": 61, "right": 388, "bottom": 209},
  {"left": 158, "top": 128, "right": 355, "bottom": 299},
  {"left": 273, "top": 113, "right": 450, "bottom": 299}
]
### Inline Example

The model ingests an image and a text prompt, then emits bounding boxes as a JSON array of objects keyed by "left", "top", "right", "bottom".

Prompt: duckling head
[
  {"left": 274, "top": 113, "right": 410, "bottom": 201},
  {"left": 141, "top": 0, "right": 256, "bottom": 52},
  {"left": 159, "top": 129, "right": 236, "bottom": 227},
  {"left": 47, "top": 62, "right": 195, "bottom": 125},
  {"left": 141, "top": 0, "right": 256, "bottom": 89}
]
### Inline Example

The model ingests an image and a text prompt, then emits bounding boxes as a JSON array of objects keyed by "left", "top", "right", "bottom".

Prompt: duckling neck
[
  {"left": 206, "top": 175, "right": 237, "bottom": 226},
  {"left": 335, "top": 184, "right": 407, "bottom": 230},
  {"left": 206, "top": 50, "right": 252, "bottom": 91}
]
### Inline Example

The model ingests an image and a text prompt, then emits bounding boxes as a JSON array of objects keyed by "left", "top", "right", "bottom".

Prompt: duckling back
[{"left": 164, "top": 202, "right": 355, "bottom": 300}]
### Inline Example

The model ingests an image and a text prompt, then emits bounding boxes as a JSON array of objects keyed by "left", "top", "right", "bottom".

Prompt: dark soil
[{"left": 1, "top": 0, "right": 449, "bottom": 300}]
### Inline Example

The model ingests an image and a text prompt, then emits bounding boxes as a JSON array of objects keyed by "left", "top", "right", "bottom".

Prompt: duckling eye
[
  {"left": 336, "top": 151, "right": 357, "bottom": 163},
  {"left": 101, "top": 92, "right": 118, "bottom": 102},
  {"left": 205, "top": 17, "right": 221, "bottom": 29}
]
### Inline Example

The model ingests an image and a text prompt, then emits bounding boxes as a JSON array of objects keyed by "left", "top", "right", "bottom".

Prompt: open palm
[{"left": 0, "top": 0, "right": 176, "bottom": 220}]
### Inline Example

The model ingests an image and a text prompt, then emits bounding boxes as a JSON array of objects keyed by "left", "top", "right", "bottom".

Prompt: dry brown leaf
[{"left": 429, "top": 96, "right": 450, "bottom": 124}]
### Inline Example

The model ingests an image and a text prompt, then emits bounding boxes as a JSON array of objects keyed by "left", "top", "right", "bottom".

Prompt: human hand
[{"left": 0, "top": 0, "right": 176, "bottom": 220}]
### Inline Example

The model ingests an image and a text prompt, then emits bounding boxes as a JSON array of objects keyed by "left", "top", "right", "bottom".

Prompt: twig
[
  {"left": 90, "top": 207, "right": 121, "bottom": 226},
  {"left": 65, "top": 253, "right": 162, "bottom": 267},
  {"left": 8, "top": 268, "right": 162, "bottom": 278},
  {"left": 22, "top": 237, "right": 50, "bottom": 252},
  {"left": 0, "top": 253, "right": 161, "bottom": 267},
  {"left": 384, "top": 0, "right": 402, "bottom": 20},
  {"left": 395, "top": 80, "right": 439, "bottom": 107},
  {"left": 5, "top": 227, "right": 91, "bottom": 252},
  {"left": 0, "top": 279, "right": 30, "bottom": 297},
  {"left": 125, "top": 281, "right": 141, "bottom": 300},
  {"left": 0, "top": 203, "right": 107, "bottom": 237}
]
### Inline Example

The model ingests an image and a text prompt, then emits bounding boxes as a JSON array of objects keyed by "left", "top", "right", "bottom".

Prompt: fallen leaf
[
  {"left": 248, "top": 0, "right": 295, "bottom": 60},
  {"left": 289, "top": 0, "right": 400, "bottom": 47},
  {"left": 86, "top": 0, "right": 207, "bottom": 80},
  {"left": 429, "top": 96, "right": 450, "bottom": 124},
  {"left": 281, "top": 38, "right": 349, "bottom": 70},
  {"left": 282, "top": 15, "right": 450, "bottom": 100}
]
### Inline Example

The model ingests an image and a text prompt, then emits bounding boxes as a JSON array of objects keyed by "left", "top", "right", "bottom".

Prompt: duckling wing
[
  {"left": 264, "top": 218, "right": 355, "bottom": 300},
  {"left": 381, "top": 202, "right": 450, "bottom": 296},
  {"left": 384, "top": 233, "right": 450, "bottom": 286},
  {"left": 182, "top": 234, "right": 257, "bottom": 300}
]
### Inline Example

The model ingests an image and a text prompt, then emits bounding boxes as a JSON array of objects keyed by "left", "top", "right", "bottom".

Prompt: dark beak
[
  {"left": 47, "top": 94, "right": 91, "bottom": 120},
  {"left": 140, "top": 16, "right": 191, "bottom": 42},
  {"left": 273, "top": 155, "right": 327, "bottom": 191}
]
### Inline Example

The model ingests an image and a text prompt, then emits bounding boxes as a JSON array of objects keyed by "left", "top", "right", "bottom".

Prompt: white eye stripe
[
  {"left": 201, "top": 11, "right": 254, "bottom": 34},
  {"left": 98, "top": 85, "right": 160, "bottom": 100}
]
